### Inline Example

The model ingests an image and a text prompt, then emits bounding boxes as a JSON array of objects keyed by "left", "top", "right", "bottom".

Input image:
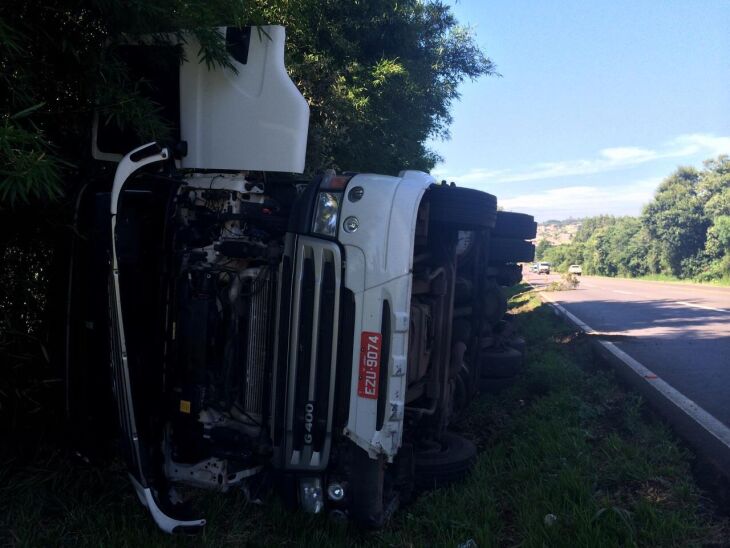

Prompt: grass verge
[
  {"left": 581, "top": 273, "right": 730, "bottom": 287},
  {"left": 2, "top": 286, "right": 728, "bottom": 546}
]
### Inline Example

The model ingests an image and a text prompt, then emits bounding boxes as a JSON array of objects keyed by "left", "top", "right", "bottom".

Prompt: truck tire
[
  {"left": 414, "top": 432, "right": 477, "bottom": 490},
  {"left": 488, "top": 237, "right": 535, "bottom": 265},
  {"left": 493, "top": 211, "right": 537, "bottom": 239},
  {"left": 427, "top": 186, "right": 497, "bottom": 229},
  {"left": 479, "top": 346, "right": 523, "bottom": 378},
  {"left": 482, "top": 286, "right": 507, "bottom": 325},
  {"left": 495, "top": 264, "right": 523, "bottom": 287}
]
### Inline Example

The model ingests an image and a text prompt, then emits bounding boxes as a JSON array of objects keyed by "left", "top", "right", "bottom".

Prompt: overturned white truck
[{"left": 65, "top": 26, "right": 536, "bottom": 532}]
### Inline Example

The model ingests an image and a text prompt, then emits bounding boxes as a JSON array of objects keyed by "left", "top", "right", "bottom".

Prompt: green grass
[
  {"left": 585, "top": 272, "right": 730, "bottom": 287},
  {"left": 633, "top": 273, "right": 730, "bottom": 286},
  {"left": 2, "top": 287, "right": 728, "bottom": 546}
]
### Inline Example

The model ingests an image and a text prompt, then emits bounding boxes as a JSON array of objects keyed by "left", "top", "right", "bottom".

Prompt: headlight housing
[
  {"left": 310, "top": 173, "right": 354, "bottom": 237},
  {"left": 312, "top": 191, "right": 342, "bottom": 237}
]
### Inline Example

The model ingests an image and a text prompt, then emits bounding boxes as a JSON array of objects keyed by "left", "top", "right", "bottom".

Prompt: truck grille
[
  {"left": 241, "top": 269, "right": 274, "bottom": 417},
  {"left": 271, "top": 236, "right": 342, "bottom": 470}
]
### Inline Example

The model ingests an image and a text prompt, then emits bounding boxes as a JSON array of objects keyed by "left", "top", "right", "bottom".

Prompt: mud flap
[{"left": 350, "top": 442, "right": 391, "bottom": 528}]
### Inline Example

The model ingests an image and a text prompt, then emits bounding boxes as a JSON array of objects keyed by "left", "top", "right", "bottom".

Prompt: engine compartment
[{"left": 161, "top": 175, "right": 295, "bottom": 488}]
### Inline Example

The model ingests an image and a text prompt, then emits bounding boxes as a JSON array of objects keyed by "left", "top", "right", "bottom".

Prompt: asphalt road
[{"left": 525, "top": 271, "right": 730, "bottom": 427}]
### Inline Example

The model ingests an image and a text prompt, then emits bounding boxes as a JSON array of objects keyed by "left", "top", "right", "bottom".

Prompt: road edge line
[{"left": 531, "top": 284, "right": 730, "bottom": 475}]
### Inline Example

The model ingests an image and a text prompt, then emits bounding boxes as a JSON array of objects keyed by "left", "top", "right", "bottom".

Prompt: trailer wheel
[
  {"left": 488, "top": 237, "right": 535, "bottom": 265},
  {"left": 414, "top": 432, "right": 477, "bottom": 490},
  {"left": 493, "top": 211, "right": 537, "bottom": 239},
  {"left": 427, "top": 186, "right": 497, "bottom": 229}
]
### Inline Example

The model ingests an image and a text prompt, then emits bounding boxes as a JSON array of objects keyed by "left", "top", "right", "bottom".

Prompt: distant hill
[
  {"left": 536, "top": 219, "right": 582, "bottom": 245},
  {"left": 542, "top": 217, "right": 583, "bottom": 227}
]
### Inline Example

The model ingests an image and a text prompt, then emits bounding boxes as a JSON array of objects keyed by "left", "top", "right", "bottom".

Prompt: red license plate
[{"left": 357, "top": 331, "right": 382, "bottom": 399}]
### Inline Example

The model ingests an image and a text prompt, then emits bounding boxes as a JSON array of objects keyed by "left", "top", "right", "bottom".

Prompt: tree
[
  {"left": 574, "top": 215, "right": 615, "bottom": 243},
  {"left": 542, "top": 242, "right": 583, "bottom": 272},
  {"left": 697, "top": 156, "right": 730, "bottom": 279},
  {"left": 602, "top": 217, "right": 647, "bottom": 277},
  {"left": 245, "top": 0, "right": 496, "bottom": 174},
  {"left": 641, "top": 167, "right": 709, "bottom": 277},
  {"left": 705, "top": 215, "right": 730, "bottom": 259},
  {"left": 535, "top": 239, "right": 553, "bottom": 260},
  {"left": 534, "top": 157, "right": 728, "bottom": 282},
  {"left": 0, "top": 0, "right": 246, "bottom": 206},
  {"left": 698, "top": 155, "right": 730, "bottom": 219}
]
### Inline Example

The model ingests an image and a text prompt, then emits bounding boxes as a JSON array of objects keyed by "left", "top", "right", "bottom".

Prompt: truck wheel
[
  {"left": 492, "top": 211, "right": 537, "bottom": 239},
  {"left": 414, "top": 432, "right": 477, "bottom": 490},
  {"left": 482, "top": 286, "right": 507, "bottom": 325},
  {"left": 495, "top": 264, "right": 523, "bottom": 287},
  {"left": 479, "top": 346, "right": 523, "bottom": 378},
  {"left": 427, "top": 186, "right": 497, "bottom": 229},
  {"left": 488, "top": 237, "right": 535, "bottom": 265}
]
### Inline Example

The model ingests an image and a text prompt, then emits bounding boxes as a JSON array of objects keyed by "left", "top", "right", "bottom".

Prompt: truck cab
[{"left": 66, "top": 25, "right": 531, "bottom": 532}]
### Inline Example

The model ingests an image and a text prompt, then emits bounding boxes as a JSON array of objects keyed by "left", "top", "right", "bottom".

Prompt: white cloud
[
  {"left": 431, "top": 166, "right": 509, "bottom": 182},
  {"left": 666, "top": 133, "right": 730, "bottom": 158},
  {"left": 498, "top": 178, "right": 661, "bottom": 222},
  {"left": 438, "top": 133, "right": 730, "bottom": 186},
  {"left": 599, "top": 146, "right": 655, "bottom": 162}
]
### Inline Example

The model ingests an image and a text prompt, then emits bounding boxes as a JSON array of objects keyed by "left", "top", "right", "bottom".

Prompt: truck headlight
[{"left": 312, "top": 191, "right": 342, "bottom": 237}]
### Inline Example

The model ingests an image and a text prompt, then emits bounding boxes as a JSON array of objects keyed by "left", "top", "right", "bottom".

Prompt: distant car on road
[
  {"left": 530, "top": 262, "right": 539, "bottom": 273},
  {"left": 568, "top": 264, "right": 582, "bottom": 275},
  {"left": 537, "top": 262, "right": 551, "bottom": 274}
]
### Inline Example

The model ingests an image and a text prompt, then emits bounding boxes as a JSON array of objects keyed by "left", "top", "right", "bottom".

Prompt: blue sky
[{"left": 430, "top": 0, "right": 730, "bottom": 221}]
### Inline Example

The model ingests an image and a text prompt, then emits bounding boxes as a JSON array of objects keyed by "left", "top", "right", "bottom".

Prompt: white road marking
[
  {"left": 532, "top": 286, "right": 730, "bottom": 455},
  {"left": 674, "top": 301, "right": 729, "bottom": 314},
  {"left": 612, "top": 290, "right": 635, "bottom": 295}
]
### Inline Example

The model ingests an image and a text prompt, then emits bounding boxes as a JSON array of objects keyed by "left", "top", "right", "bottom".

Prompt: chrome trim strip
[{"left": 108, "top": 142, "right": 170, "bottom": 484}]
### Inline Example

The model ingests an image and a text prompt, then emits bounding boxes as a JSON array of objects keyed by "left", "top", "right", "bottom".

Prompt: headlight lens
[{"left": 312, "top": 191, "right": 342, "bottom": 237}]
